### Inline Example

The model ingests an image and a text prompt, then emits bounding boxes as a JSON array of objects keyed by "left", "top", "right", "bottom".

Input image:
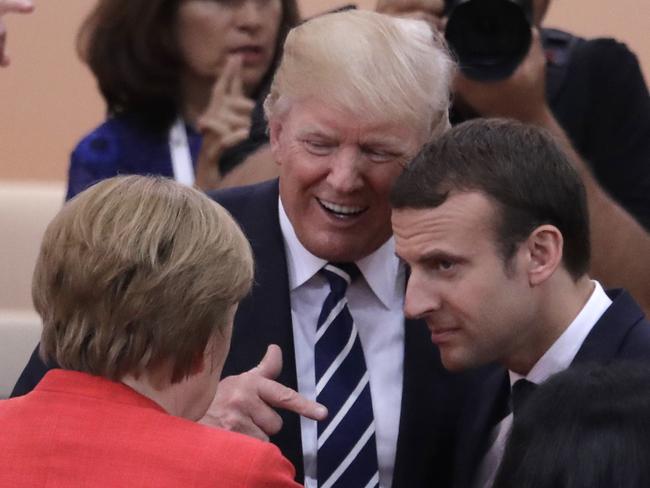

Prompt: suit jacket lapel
[
  {"left": 218, "top": 180, "right": 303, "bottom": 480},
  {"left": 392, "top": 318, "right": 443, "bottom": 487},
  {"left": 573, "top": 289, "right": 644, "bottom": 365},
  {"left": 453, "top": 366, "right": 509, "bottom": 488}
]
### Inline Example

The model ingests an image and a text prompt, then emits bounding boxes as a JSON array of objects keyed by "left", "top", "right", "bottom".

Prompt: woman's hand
[
  {"left": 0, "top": 0, "right": 34, "bottom": 67},
  {"left": 194, "top": 55, "right": 256, "bottom": 191}
]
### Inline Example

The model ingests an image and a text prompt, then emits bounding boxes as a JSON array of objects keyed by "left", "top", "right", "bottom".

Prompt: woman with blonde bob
[{"left": 0, "top": 176, "right": 300, "bottom": 488}]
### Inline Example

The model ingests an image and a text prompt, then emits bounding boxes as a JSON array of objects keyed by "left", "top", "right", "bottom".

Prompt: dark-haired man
[
  {"left": 391, "top": 118, "right": 650, "bottom": 488},
  {"left": 378, "top": 0, "right": 650, "bottom": 313}
]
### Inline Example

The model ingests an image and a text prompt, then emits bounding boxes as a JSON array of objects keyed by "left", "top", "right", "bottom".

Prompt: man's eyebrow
[
  {"left": 297, "top": 126, "right": 337, "bottom": 138},
  {"left": 361, "top": 136, "right": 405, "bottom": 149},
  {"left": 419, "top": 249, "right": 467, "bottom": 264}
]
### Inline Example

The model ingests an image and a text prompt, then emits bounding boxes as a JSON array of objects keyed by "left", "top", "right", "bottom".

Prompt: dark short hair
[
  {"left": 390, "top": 118, "right": 590, "bottom": 279},
  {"left": 77, "top": 0, "right": 300, "bottom": 131},
  {"left": 494, "top": 362, "right": 650, "bottom": 488}
]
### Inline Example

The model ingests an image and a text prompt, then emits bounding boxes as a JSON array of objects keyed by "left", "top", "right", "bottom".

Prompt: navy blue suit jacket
[
  {"left": 13, "top": 179, "right": 470, "bottom": 487},
  {"left": 452, "top": 289, "right": 650, "bottom": 488},
  {"left": 215, "top": 180, "right": 471, "bottom": 487}
]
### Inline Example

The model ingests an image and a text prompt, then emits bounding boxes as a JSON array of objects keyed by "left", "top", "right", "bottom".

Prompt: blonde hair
[
  {"left": 265, "top": 9, "right": 454, "bottom": 139},
  {"left": 34, "top": 176, "right": 253, "bottom": 383}
]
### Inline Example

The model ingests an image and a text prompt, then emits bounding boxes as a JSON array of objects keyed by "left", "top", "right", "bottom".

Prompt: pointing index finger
[
  {"left": 229, "top": 54, "right": 244, "bottom": 96},
  {"left": 210, "top": 55, "right": 239, "bottom": 100},
  {"left": 258, "top": 378, "right": 328, "bottom": 421}
]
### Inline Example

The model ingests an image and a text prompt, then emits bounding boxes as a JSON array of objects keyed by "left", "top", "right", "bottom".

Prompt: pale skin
[
  {"left": 194, "top": 55, "right": 256, "bottom": 191},
  {"left": 179, "top": 0, "right": 283, "bottom": 191},
  {"left": 0, "top": 0, "right": 34, "bottom": 67},
  {"left": 393, "top": 195, "right": 594, "bottom": 375},
  {"left": 200, "top": 98, "right": 421, "bottom": 440},
  {"left": 201, "top": 344, "right": 327, "bottom": 441}
]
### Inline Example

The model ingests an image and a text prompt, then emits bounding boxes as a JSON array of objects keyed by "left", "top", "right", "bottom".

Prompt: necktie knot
[
  {"left": 321, "top": 262, "right": 360, "bottom": 295},
  {"left": 510, "top": 378, "right": 537, "bottom": 418}
]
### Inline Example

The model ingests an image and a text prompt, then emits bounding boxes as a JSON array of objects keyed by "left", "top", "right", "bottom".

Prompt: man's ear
[
  {"left": 269, "top": 116, "right": 283, "bottom": 167},
  {"left": 525, "top": 224, "right": 563, "bottom": 286}
]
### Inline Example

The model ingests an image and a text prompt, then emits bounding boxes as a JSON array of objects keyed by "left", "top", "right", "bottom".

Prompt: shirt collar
[
  {"left": 509, "top": 280, "right": 612, "bottom": 386},
  {"left": 278, "top": 197, "right": 402, "bottom": 309}
]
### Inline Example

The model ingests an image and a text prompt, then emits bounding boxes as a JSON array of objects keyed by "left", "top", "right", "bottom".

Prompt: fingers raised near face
[
  {"left": 0, "top": 0, "right": 34, "bottom": 16},
  {"left": 210, "top": 55, "right": 238, "bottom": 102},
  {"left": 216, "top": 54, "right": 243, "bottom": 97},
  {"left": 228, "top": 55, "right": 244, "bottom": 97},
  {"left": 0, "top": 19, "right": 8, "bottom": 67}
]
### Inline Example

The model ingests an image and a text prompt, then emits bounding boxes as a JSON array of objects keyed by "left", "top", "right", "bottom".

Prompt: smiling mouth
[{"left": 317, "top": 198, "right": 368, "bottom": 218}]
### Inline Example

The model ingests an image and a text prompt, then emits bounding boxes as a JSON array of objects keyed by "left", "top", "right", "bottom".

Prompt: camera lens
[{"left": 445, "top": 0, "right": 532, "bottom": 81}]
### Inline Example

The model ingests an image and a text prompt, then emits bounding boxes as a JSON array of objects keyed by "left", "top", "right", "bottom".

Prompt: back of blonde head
[
  {"left": 34, "top": 176, "right": 253, "bottom": 383},
  {"left": 265, "top": 9, "right": 454, "bottom": 139}
]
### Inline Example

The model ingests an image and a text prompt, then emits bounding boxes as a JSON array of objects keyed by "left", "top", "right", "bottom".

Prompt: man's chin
[
  {"left": 439, "top": 349, "right": 475, "bottom": 373},
  {"left": 306, "top": 241, "right": 369, "bottom": 263},
  {"left": 299, "top": 230, "right": 388, "bottom": 263}
]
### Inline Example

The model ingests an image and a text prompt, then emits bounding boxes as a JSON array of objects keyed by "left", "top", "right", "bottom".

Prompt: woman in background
[{"left": 66, "top": 0, "right": 299, "bottom": 199}]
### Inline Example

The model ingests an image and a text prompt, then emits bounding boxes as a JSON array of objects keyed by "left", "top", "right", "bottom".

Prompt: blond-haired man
[
  {"left": 13, "top": 11, "right": 469, "bottom": 488},
  {"left": 1, "top": 176, "right": 300, "bottom": 487},
  {"left": 207, "top": 10, "right": 465, "bottom": 488}
]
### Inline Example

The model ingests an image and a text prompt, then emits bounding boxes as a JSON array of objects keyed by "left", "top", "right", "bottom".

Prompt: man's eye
[
  {"left": 363, "top": 147, "right": 397, "bottom": 163},
  {"left": 303, "top": 140, "right": 334, "bottom": 155},
  {"left": 437, "top": 260, "right": 455, "bottom": 271}
]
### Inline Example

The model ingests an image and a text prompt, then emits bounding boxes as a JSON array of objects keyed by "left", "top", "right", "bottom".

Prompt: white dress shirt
[
  {"left": 474, "top": 281, "right": 612, "bottom": 488},
  {"left": 279, "top": 199, "right": 405, "bottom": 488}
]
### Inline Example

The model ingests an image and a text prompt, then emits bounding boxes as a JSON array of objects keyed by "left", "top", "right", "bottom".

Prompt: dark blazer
[
  {"left": 215, "top": 179, "right": 470, "bottom": 487},
  {"left": 452, "top": 289, "right": 650, "bottom": 488},
  {"left": 13, "top": 179, "right": 470, "bottom": 487}
]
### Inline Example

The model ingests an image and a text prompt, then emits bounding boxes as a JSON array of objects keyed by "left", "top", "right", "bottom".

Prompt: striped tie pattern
[{"left": 316, "top": 263, "right": 380, "bottom": 488}]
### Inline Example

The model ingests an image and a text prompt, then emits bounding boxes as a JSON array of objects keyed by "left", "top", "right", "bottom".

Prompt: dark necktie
[
  {"left": 510, "top": 378, "right": 537, "bottom": 419},
  {"left": 315, "top": 263, "right": 380, "bottom": 488}
]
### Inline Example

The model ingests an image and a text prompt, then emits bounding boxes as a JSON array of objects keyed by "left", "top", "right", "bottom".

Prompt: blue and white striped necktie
[{"left": 315, "top": 263, "right": 380, "bottom": 488}]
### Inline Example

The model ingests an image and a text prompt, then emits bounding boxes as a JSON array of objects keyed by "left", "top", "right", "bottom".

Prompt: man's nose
[
  {"left": 326, "top": 147, "right": 365, "bottom": 193},
  {"left": 404, "top": 272, "right": 441, "bottom": 319}
]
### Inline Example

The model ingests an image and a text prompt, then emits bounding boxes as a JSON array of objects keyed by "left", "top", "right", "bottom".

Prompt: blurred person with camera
[{"left": 377, "top": 0, "right": 650, "bottom": 313}]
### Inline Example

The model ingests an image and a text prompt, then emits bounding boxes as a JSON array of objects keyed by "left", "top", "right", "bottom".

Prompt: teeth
[{"left": 318, "top": 199, "right": 365, "bottom": 215}]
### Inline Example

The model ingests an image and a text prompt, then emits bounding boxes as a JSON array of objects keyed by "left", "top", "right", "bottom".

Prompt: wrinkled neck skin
[{"left": 121, "top": 368, "right": 208, "bottom": 421}]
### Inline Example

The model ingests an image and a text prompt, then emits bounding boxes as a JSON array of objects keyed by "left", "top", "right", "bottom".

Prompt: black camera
[{"left": 444, "top": 0, "right": 533, "bottom": 81}]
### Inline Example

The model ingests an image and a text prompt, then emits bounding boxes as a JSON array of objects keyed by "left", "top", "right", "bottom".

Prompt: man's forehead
[
  {"left": 287, "top": 100, "right": 422, "bottom": 145},
  {"left": 393, "top": 193, "right": 497, "bottom": 236}
]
